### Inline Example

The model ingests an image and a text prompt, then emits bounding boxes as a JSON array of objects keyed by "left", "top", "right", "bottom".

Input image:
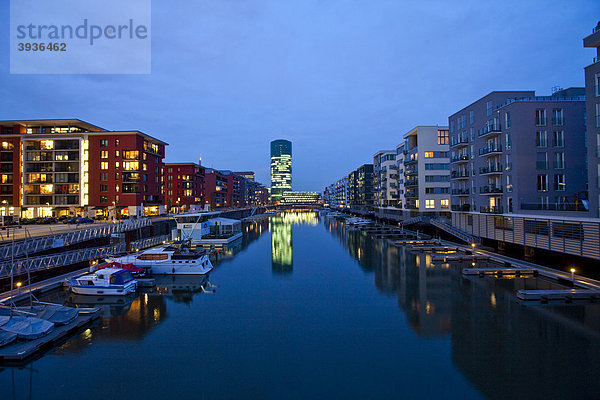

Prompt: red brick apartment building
[
  {"left": 165, "top": 162, "right": 205, "bottom": 213},
  {"left": 0, "top": 119, "right": 167, "bottom": 219}
]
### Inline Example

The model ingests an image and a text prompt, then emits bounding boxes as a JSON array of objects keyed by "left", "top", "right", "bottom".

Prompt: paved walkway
[{"left": 0, "top": 268, "right": 88, "bottom": 304}]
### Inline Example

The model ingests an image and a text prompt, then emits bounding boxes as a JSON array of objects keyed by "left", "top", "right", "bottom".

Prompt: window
[
  {"left": 100, "top": 184, "right": 108, "bottom": 192},
  {"left": 101, "top": 151, "right": 108, "bottom": 159},
  {"left": 536, "top": 152, "right": 547, "bottom": 169},
  {"left": 115, "top": 139, "right": 119, "bottom": 147},
  {"left": 100, "top": 140, "right": 108, "bottom": 147},
  {"left": 506, "top": 175, "right": 513, "bottom": 193},
  {"left": 123, "top": 150, "right": 139, "bottom": 159},
  {"left": 553, "top": 131, "right": 564, "bottom": 147},
  {"left": 505, "top": 133, "right": 511, "bottom": 150},
  {"left": 537, "top": 174, "right": 548, "bottom": 192},
  {"left": 425, "top": 199, "right": 435, "bottom": 209},
  {"left": 100, "top": 173, "right": 108, "bottom": 181},
  {"left": 505, "top": 111, "right": 511, "bottom": 129},
  {"left": 552, "top": 109, "right": 564, "bottom": 126},
  {"left": 554, "top": 152, "right": 565, "bottom": 169},
  {"left": 115, "top": 161, "right": 120, "bottom": 168},
  {"left": 536, "top": 131, "right": 547, "bottom": 147},
  {"left": 524, "top": 220, "right": 549, "bottom": 236},
  {"left": 123, "top": 161, "right": 139, "bottom": 171},
  {"left": 437, "top": 129, "right": 449, "bottom": 145},
  {"left": 554, "top": 174, "right": 565, "bottom": 191},
  {"left": 115, "top": 173, "right": 120, "bottom": 180},
  {"left": 100, "top": 162, "right": 109, "bottom": 170},
  {"left": 535, "top": 109, "right": 546, "bottom": 126},
  {"left": 425, "top": 188, "right": 435, "bottom": 194},
  {"left": 470, "top": 128, "right": 475, "bottom": 141},
  {"left": 115, "top": 150, "right": 120, "bottom": 157},
  {"left": 440, "top": 199, "right": 449, "bottom": 209},
  {"left": 552, "top": 222, "right": 583, "bottom": 241},
  {"left": 100, "top": 196, "right": 108, "bottom": 203},
  {"left": 115, "top": 184, "right": 120, "bottom": 192},
  {"left": 469, "top": 110, "right": 474, "bottom": 124},
  {"left": 424, "top": 152, "right": 434, "bottom": 158},
  {"left": 486, "top": 101, "right": 492, "bottom": 116}
]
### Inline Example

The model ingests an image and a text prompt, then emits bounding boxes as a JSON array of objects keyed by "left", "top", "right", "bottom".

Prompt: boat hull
[{"left": 68, "top": 281, "right": 137, "bottom": 296}]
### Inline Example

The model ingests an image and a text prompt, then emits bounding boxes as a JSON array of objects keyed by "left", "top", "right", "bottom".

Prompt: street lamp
[
  {"left": 16, "top": 281, "right": 21, "bottom": 294},
  {"left": 570, "top": 267, "right": 576, "bottom": 283}
]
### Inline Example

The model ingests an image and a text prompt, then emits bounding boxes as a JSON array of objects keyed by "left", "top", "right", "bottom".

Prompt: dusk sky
[{"left": 1, "top": 1, "right": 599, "bottom": 191}]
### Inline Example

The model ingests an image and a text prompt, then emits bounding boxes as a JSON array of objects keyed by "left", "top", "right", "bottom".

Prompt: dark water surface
[{"left": 2, "top": 211, "right": 600, "bottom": 400}]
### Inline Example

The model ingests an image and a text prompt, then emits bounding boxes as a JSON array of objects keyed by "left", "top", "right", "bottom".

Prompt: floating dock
[
  {"left": 517, "top": 289, "right": 600, "bottom": 301},
  {"left": 0, "top": 308, "right": 101, "bottom": 365},
  {"left": 462, "top": 267, "right": 537, "bottom": 277},
  {"left": 432, "top": 254, "right": 490, "bottom": 262}
]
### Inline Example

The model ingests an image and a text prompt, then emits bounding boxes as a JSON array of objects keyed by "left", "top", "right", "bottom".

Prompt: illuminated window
[
  {"left": 115, "top": 150, "right": 120, "bottom": 157},
  {"left": 100, "top": 196, "right": 108, "bottom": 203},
  {"left": 40, "top": 140, "right": 54, "bottom": 150},
  {"left": 115, "top": 161, "right": 120, "bottom": 168},
  {"left": 424, "top": 152, "right": 434, "bottom": 158},
  {"left": 100, "top": 162, "right": 109, "bottom": 170},
  {"left": 101, "top": 151, "right": 108, "bottom": 159},
  {"left": 437, "top": 130, "right": 449, "bottom": 145},
  {"left": 115, "top": 139, "right": 119, "bottom": 147},
  {"left": 440, "top": 199, "right": 449, "bottom": 209},
  {"left": 123, "top": 150, "right": 139, "bottom": 159},
  {"left": 425, "top": 199, "right": 435, "bottom": 209},
  {"left": 115, "top": 184, "right": 120, "bottom": 192},
  {"left": 1, "top": 142, "right": 14, "bottom": 150},
  {"left": 143, "top": 163, "right": 147, "bottom": 171},
  {"left": 123, "top": 161, "right": 139, "bottom": 171},
  {"left": 40, "top": 184, "right": 53, "bottom": 195}
]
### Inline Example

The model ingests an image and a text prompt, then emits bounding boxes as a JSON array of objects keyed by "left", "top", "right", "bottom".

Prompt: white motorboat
[
  {"left": 107, "top": 244, "right": 213, "bottom": 275},
  {"left": 67, "top": 268, "right": 137, "bottom": 296}
]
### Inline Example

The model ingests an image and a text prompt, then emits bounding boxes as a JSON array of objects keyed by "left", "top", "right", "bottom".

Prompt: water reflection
[
  {"left": 324, "top": 216, "right": 600, "bottom": 398},
  {"left": 269, "top": 211, "right": 320, "bottom": 275}
]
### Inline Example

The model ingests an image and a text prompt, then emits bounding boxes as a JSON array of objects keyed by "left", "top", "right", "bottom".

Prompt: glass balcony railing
[
  {"left": 480, "top": 206, "right": 503, "bottom": 213},
  {"left": 479, "top": 163, "right": 503, "bottom": 174},
  {"left": 479, "top": 144, "right": 503, "bottom": 156},
  {"left": 520, "top": 203, "right": 588, "bottom": 212},
  {"left": 480, "top": 185, "right": 503, "bottom": 194},
  {"left": 478, "top": 123, "right": 502, "bottom": 137},
  {"left": 451, "top": 154, "right": 469, "bottom": 163},
  {"left": 451, "top": 204, "right": 471, "bottom": 211}
]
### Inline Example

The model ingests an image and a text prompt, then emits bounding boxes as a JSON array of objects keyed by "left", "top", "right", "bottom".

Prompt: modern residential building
[
  {"left": 347, "top": 164, "right": 374, "bottom": 206},
  {"left": 448, "top": 89, "right": 600, "bottom": 260},
  {"left": 373, "top": 150, "right": 398, "bottom": 207},
  {"left": 203, "top": 168, "right": 229, "bottom": 209},
  {"left": 394, "top": 140, "right": 407, "bottom": 208},
  {"left": 402, "top": 126, "right": 450, "bottom": 213},
  {"left": 270, "top": 139, "right": 292, "bottom": 202},
  {"left": 165, "top": 162, "right": 205, "bottom": 213},
  {"left": 0, "top": 119, "right": 167, "bottom": 219},
  {"left": 584, "top": 23, "right": 600, "bottom": 218}
]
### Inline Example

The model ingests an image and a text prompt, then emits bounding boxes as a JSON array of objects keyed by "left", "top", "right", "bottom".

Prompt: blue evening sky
[{"left": 0, "top": 1, "right": 599, "bottom": 191}]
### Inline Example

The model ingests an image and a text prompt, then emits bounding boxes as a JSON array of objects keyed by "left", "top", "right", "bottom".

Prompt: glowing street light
[
  {"left": 570, "top": 267, "right": 576, "bottom": 283},
  {"left": 16, "top": 281, "right": 22, "bottom": 294}
]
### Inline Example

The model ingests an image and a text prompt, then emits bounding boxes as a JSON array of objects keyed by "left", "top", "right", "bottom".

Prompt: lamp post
[{"left": 570, "top": 267, "right": 576, "bottom": 283}]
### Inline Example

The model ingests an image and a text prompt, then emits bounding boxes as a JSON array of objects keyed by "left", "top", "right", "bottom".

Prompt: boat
[
  {"left": 107, "top": 244, "right": 214, "bottom": 275},
  {"left": 14, "top": 304, "right": 79, "bottom": 326},
  {"left": 0, "top": 308, "right": 54, "bottom": 340},
  {"left": 67, "top": 268, "right": 137, "bottom": 296}
]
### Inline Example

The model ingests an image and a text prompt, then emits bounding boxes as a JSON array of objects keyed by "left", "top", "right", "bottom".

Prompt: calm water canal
[{"left": 2, "top": 211, "right": 600, "bottom": 400}]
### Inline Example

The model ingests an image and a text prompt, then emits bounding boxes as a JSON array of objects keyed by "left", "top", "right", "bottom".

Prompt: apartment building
[
  {"left": 0, "top": 119, "right": 166, "bottom": 219},
  {"left": 165, "top": 162, "right": 205, "bottom": 213},
  {"left": 584, "top": 23, "right": 600, "bottom": 218},
  {"left": 402, "top": 126, "right": 450, "bottom": 214},
  {"left": 448, "top": 90, "right": 600, "bottom": 260},
  {"left": 373, "top": 150, "right": 398, "bottom": 207},
  {"left": 347, "top": 164, "right": 374, "bottom": 206}
]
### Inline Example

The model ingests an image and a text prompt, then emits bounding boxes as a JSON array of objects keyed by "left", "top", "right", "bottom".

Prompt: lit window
[
  {"left": 115, "top": 161, "right": 120, "bottom": 168},
  {"left": 41, "top": 140, "right": 54, "bottom": 150},
  {"left": 115, "top": 150, "right": 120, "bottom": 157},
  {"left": 100, "top": 162, "right": 109, "bottom": 170},
  {"left": 40, "top": 184, "right": 53, "bottom": 194},
  {"left": 440, "top": 199, "right": 449, "bottom": 209},
  {"left": 425, "top": 199, "right": 435, "bottom": 209},
  {"left": 123, "top": 161, "right": 139, "bottom": 171},
  {"left": 424, "top": 152, "right": 434, "bottom": 158},
  {"left": 101, "top": 151, "right": 108, "bottom": 159}
]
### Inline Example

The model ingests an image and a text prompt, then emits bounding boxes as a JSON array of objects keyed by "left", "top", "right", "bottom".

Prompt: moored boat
[
  {"left": 67, "top": 268, "right": 137, "bottom": 296},
  {"left": 108, "top": 244, "right": 213, "bottom": 275}
]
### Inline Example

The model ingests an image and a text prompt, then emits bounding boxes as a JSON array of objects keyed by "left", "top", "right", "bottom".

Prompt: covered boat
[
  {"left": 99, "top": 262, "right": 145, "bottom": 276},
  {"left": 67, "top": 268, "right": 137, "bottom": 296},
  {"left": 0, "top": 316, "right": 54, "bottom": 340},
  {"left": 15, "top": 304, "right": 79, "bottom": 325}
]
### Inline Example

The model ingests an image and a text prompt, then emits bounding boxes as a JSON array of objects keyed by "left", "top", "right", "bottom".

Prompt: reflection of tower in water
[
  {"left": 270, "top": 214, "right": 293, "bottom": 274},
  {"left": 269, "top": 211, "right": 319, "bottom": 274}
]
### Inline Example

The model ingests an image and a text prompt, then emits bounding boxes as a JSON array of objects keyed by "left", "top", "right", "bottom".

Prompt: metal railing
[
  {"left": 480, "top": 163, "right": 503, "bottom": 174},
  {"left": 479, "top": 145, "right": 503, "bottom": 156},
  {"left": 430, "top": 218, "right": 480, "bottom": 244},
  {"left": 520, "top": 203, "right": 588, "bottom": 212},
  {"left": 0, "top": 234, "right": 169, "bottom": 279},
  {"left": 0, "top": 218, "right": 152, "bottom": 261}
]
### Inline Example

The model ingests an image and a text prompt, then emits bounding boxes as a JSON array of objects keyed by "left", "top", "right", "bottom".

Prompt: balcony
[
  {"left": 480, "top": 206, "right": 503, "bottom": 214},
  {"left": 405, "top": 168, "right": 418, "bottom": 176},
  {"left": 450, "top": 136, "right": 469, "bottom": 148},
  {"left": 404, "top": 179, "right": 418, "bottom": 187},
  {"left": 451, "top": 154, "right": 470, "bottom": 163},
  {"left": 479, "top": 163, "right": 503, "bottom": 175},
  {"left": 451, "top": 188, "right": 470, "bottom": 196},
  {"left": 479, "top": 144, "right": 503, "bottom": 156},
  {"left": 404, "top": 157, "right": 418, "bottom": 165},
  {"left": 451, "top": 204, "right": 471, "bottom": 212},
  {"left": 480, "top": 185, "right": 503, "bottom": 195},
  {"left": 451, "top": 170, "right": 470, "bottom": 180},
  {"left": 478, "top": 123, "right": 502, "bottom": 138},
  {"left": 520, "top": 203, "right": 588, "bottom": 212}
]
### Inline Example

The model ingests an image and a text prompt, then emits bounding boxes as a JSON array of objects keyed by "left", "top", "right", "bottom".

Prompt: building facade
[
  {"left": 270, "top": 139, "right": 292, "bottom": 202},
  {"left": 165, "top": 162, "right": 205, "bottom": 213},
  {"left": 403, "top": 126, "right": 450, "bottom": 213},
  {"left": 373, "top": 150, "right": 398, "bottom": 207},
  {"left": 0, "top": 119, "right": 166, "bottom": 219},
  {"left": 584, "top": 23, "right": 600, "bottom": 218}
]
